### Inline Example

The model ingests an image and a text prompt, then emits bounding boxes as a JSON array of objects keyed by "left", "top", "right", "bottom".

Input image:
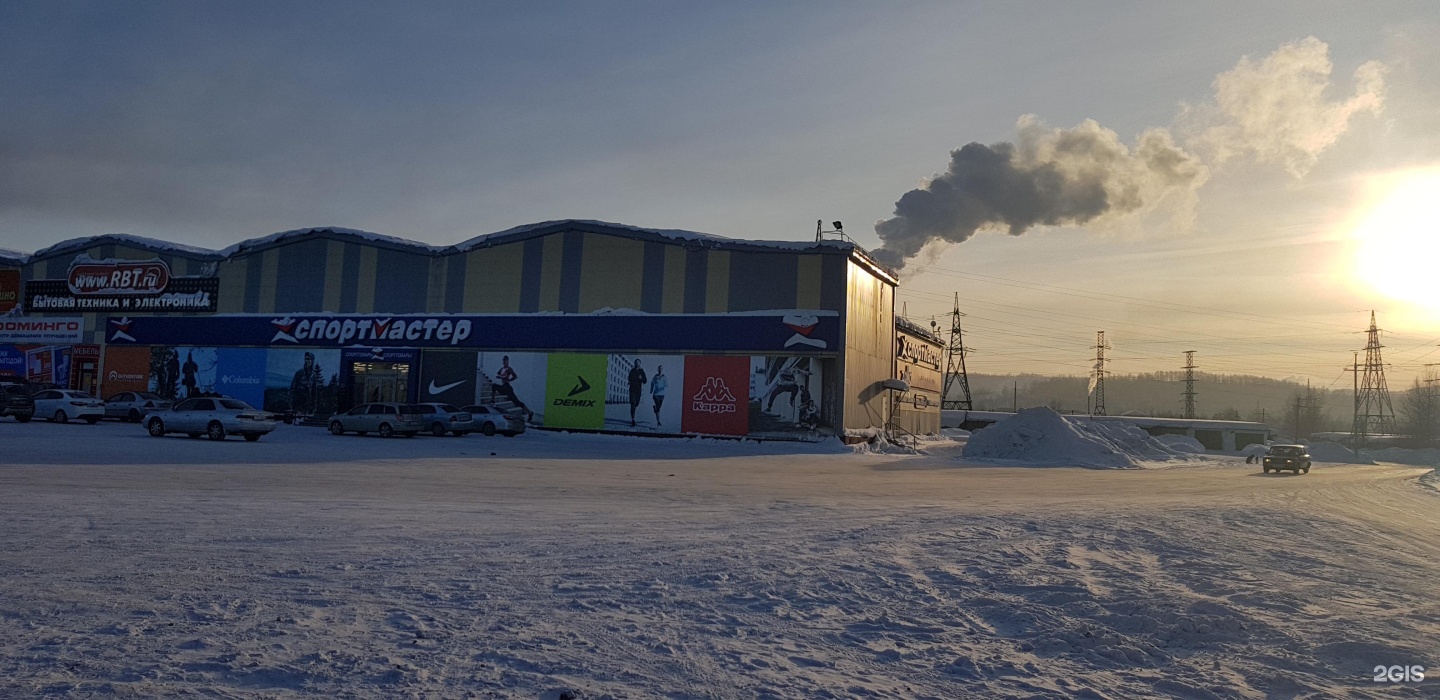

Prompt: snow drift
[{"left": 962, "top": 407, "right": 1195, "bottom": 468}]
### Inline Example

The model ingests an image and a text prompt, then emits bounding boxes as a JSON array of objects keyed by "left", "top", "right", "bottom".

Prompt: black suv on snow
[{"left": 0, "top": 380, "right": 36, "bottom": 422}]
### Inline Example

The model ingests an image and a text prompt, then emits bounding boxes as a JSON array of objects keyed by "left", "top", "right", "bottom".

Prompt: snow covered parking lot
[{"left": 2, "top": 420, "right": 1439, "bottom": 698}]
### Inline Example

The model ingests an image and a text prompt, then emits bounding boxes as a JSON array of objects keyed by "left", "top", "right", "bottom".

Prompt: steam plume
[{"left": 873, "top": 37, "right": 1385, "bottom": 270}]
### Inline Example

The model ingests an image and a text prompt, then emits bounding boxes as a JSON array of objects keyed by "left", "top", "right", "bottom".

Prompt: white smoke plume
[{"left": 873, "top": 37, "right": 1385, "bottom": 270}]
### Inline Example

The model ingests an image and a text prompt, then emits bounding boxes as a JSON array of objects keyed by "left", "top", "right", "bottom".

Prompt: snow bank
[
  {"left": 1307, "top": 441, "right": 1369, "bottom": 464},
  {"left": 962, "top": 407, "right": 1194, "bottom": 469},
  {"left": 1363, "top": 446, "right": 1440, "bottom": 466},
  {"left": 1155, "top": 434, "right": 1207, "bottom": 454}
]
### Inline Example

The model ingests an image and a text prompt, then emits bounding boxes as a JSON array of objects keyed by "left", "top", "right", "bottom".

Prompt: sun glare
[{"left": 1354, "top": 169, "right": 1440, "bottom": 313}]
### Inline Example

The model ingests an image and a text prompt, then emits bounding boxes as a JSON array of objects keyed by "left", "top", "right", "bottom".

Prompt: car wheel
[
  {"left": 243, "top": 433, "right": 262, "bottom": 442},
  {"left": 147, "top": 419, "right": 166, "bottom": 437},
  {"left": 378, "top": 423, "right": 394, "bottom": 438},
  {"left": 128, "top": 409, "right": 142, "bottom": 423},
  {"left": 329, "top": 421, "right": 345, "bottom": 436},
  {"left": 207, "top": 421, "right": 226, "bottom": 441},
  {"left": 53, "top": 409, "right": 68, "bottom": 423},
  {"left": 1303, "top": 467, "right": 1310, "bottom": 474},
  {"left": 481, "top": 421, "right": 496, "bottom": 436},
  {"left": 1262, "top": 467, "right": 1271, "bottom": 473},
  {"left": 431, "top": 422, "right": 448, "bottom": 437},
  {"left": 83, "top": 416, "right": 100, "bottom": 424}
]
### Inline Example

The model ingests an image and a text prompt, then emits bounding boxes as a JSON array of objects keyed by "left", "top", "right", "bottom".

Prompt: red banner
[
  {"left": 681, "top": 356, "right": 749, "bottom": 436},
  {"left": 101, "top": 345, "right": 152, "bottom": 397},
  {"left": 0, "top": 269, "right": 17, "bottom": 314}
]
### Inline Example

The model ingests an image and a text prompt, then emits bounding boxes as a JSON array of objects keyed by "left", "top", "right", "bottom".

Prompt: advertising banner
[
  {"left": 680, "top": 356, "right": 750, "bottom": 436},
  {"left": 418, "top": 350, "right": 480, "bottom": 406},
  {"left": 604, "top": 353, "right": 685, "bottom": 432},
  {"left": 26, "top": 346, "right": 71, "bottom": 387},
  {"left": 543, "top": 353, "right": 606, "bottom": 430},
  {"left": 101, "top": 345, "right": 151, "bottom": 397},
  {"left": 147, "top": 346, "right": 219, "bottom": 400},
  {"left": 0, "top": 317, "right": 85, "bottom": 344},
  {"left": 749, "top": 356, "right": 822, "bottom": 437},
  {"left": 265, "top": 349, "right": 341, "bottom": 416},
  {"left": 0, "top": 270, "right": 18, "bottom": 314},
  {"left": 216, "top": 348, "right": 267, "bottom": 408},
  {"left": 478, "top": 351, "right": 546, "bottom": 424},
  {"left": 102, "top": 311, "right": 841, "bottom": 354},
  {"left": 24, "top": 256, "right": 218, "bottom": 313},
  {"left": 0, "top": 344, "right": 25, "bottom": 378}
]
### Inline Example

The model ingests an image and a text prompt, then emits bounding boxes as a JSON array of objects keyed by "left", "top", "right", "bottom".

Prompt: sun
[{"left": 1353, "top": 169, "right": 1440, "bottom": 313}]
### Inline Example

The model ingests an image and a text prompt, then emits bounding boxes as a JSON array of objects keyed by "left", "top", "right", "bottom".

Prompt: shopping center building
[{"left": 0, "top": 220, "right": 941, "bottom": 440}]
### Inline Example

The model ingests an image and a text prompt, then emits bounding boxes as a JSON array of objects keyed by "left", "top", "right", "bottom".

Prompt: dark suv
[{"left": 0, "top": 380, "right": 36, "bottom": 422}]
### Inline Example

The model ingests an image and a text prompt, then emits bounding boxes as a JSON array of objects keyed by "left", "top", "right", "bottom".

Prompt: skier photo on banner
[{"left": 749, "top": 356, "right": 822, "bottom": 437}]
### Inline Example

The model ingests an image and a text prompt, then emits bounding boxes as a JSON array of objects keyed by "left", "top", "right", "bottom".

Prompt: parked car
[
  {"left": 462, "top": 405, "right": 526, "bottom": 436},
  {"left": 104, "top": 391, "right": 173, "bottom": 422},
  {"left": 144, "top": 397, "right": 278, "bottom": 441},
  {"left": 33, "top": 389, "right": 105, "bottom": 424},
  {"left": 327, "top": 402, "right": 424, "bottom": 438},
  {"left": 1263, "top": 444, "right": 1312, "bottom": 474},
  {"left": 411, "top": 403, "right": 473, "bottom": 437},
  {"left": 0, "top": 381, "right": 35, "bottom": 422}
]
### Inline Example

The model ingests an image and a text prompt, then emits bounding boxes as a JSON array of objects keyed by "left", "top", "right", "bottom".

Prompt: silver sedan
[
  {"left": 144, "top": 397, "right": 278, "bottom": 441},
  {"left": 411, "top": 403, "right": 473, "bottom": 437}
]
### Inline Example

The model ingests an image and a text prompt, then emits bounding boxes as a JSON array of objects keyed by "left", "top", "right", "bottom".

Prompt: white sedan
[
  {"left": 33, "top": 390, "right": 105, "bottom": 424},
  {"left": 144, "top": 397, "right": 278, "bottom": 441}
]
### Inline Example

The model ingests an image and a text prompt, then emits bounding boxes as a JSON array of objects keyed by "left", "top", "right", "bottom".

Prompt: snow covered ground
[{"left": 3, "top": 420, "right": 1439, "bottom": 698}]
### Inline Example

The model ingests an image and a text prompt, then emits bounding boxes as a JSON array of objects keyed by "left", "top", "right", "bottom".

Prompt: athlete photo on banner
[
  {"left": 603, "top": 354, "right": 684, "bottom": 432},
  {"left": 264, "top": 348, "right": 341, "bottom": 417},
  {"left": 147, "top": 346, "right": 218, "bottom": 400},
  {"left": 477, "top": 351, "right": 546, "bottom": 425},
  {"left": 749, "top": 355, "right": 822, "bottom": 437}
]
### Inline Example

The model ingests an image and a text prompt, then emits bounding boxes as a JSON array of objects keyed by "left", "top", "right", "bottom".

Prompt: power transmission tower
[
  {"left": 1091, "top": 331, "right": 1110, "bottom": 416},
  {"left": 1182, "top": 350, "right": 1197, "bottom": 419},
  {"left": 1352, "top": 310, "right": 1396, "bottom": 448},
  {"left": 941, "top": 293, "right": 973, "bottom": 410}
]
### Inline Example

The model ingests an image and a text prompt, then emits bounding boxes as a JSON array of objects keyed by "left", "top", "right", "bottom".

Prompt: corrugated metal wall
[{"left": 841, "top": 260, "right": 895, "bottom": 432}]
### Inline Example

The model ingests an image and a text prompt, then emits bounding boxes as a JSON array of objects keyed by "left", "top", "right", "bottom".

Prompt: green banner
[{"left": 544, "top": 353, "right": 607, "bottom": 429}]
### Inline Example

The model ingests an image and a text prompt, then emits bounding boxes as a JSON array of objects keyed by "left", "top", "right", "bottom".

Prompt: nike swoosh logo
[
  {"left": 428, "top": 379, "right": 466, "bottom": 395},
  {"left": 567, "top": 376, "right": 590, "bottom": 396}
]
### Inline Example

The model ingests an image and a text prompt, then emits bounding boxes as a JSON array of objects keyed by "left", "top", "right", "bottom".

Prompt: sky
[{"left": 3, "top": 1, "right": 1439, "bottom": 386}]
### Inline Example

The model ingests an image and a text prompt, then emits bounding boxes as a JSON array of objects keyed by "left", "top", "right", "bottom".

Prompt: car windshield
[
  {"left": 441, "top": 404, "right": 461, "bottom": 412},
  {"left": 218, "top": 399, "right": 253, "bottom": 410},
  {"left": 65, "top": 392, "right": 96, "bottom": 400},
  {"left": 137, "top": 393, "right": 164, "bottom": 400},
  {"left": 398, "top": 405, "right": 424, "bottom": 415},
  {"left": 1269, "top": 446, "right": 1304, "bottom": 457}
]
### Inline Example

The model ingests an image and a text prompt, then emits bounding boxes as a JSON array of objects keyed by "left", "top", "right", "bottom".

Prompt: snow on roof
[
  {"left": 0, "top": 248, "right": 26, "bottom": 266},
  {"left": 220, "top": 226, "right": 436, "bottom": 256},
  {"left": 29, "top": 233, "right": 223, "bottom": 261},
  {"left": 450, "top": 219, "right": 857, "bottom": 254}
]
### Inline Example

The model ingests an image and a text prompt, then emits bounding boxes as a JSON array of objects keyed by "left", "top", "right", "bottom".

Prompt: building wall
[
  {"left": 841, "top": 260, "right": 895, "bottom": 433},
  {"left": 893, "top": 327, "right": 943, "bottom": 436}
]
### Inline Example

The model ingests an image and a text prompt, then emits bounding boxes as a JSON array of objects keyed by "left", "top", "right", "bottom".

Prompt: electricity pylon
[
  {"left": 1182, "top": 350, "right": 1197, "bottom": 419},
  {"left": 941, "top": 293, "right": 973, "bottom": 410}
]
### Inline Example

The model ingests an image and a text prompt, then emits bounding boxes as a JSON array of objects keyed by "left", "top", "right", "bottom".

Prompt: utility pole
[
  {"left": 1182, "top": 350, "right": 1197, "bottom": 419},
  {"left": 1352, "top": 310, "right": 1396, "bottom": 450},
  {"left": 1292, "top": 393, "right": 1308, "bottom": 443},
  {"left": 1091, "top": 331, "right": 1109, "bottom": 416},
  {"left": 941, "top": 293, "right": 973, "bottom": 411}
]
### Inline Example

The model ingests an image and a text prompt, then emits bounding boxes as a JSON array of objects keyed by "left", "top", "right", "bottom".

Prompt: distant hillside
[{"left": 952, "top": 372, "right": 1354, "bottom": 433}]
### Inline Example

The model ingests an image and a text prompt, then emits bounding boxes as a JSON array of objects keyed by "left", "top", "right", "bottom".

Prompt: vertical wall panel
[
  {"left": 538, "top": 234, "right": 564, "bottom": 312},
  {"left": 355, "top": 246, "right": 378, "bottom": 313},
  {"left": 577, "top": 232, "right": 644, "bottom": 313},
  {"left": 444, "top": 254, "right": 466, "bottom": 312},
  {"left": 640, "top": 241, "right": 666, "bottom": 313},
  {"left": 519, "top": 239, "right": 544, "bottom": 313},
  {"left": 373, "top": 249, "right": 429, "bottom": 313},
  {"left": 704, "top": 250, "right": 730, "bottom": 313},
  {"left": 466, "top": 245, "right": 524, "bottom": 312},
  {"left": 559, "top": 230, "right": 585, "bottom": 313},
  {"left": 258, "top": 249, "right": 280, "bottom": 313},
  {"left": 661, "top": 245, "right": 686, "bottom": 313},
  {"left": 243, "top": 253, "right": 263, "bottom": 313},
  {"left": 426, "top": 256, "right": 447, "bottom": 313},
  {"left": 726, "top": 252, "right": 797, "bottom": 312},
  {"left": 323, "top": 240, "right": 345, "bottom": 311},
  {"left": 217, "top": 258, "right": 246, "bottom": 312},
  {"left": 682, "top": 250, "right": 707, "bottom": 313},
  {"left": 273, "top": 239, "right": 327, "bottom": 312},
  {"left": 819, "top": 254, "right": 847, "bottom": 312},
  {"left": 339, "top": 243, "right": 360, "bottom": 313},
  {"left": 796, "top": 255, "right": 822, "bottom": 309}
]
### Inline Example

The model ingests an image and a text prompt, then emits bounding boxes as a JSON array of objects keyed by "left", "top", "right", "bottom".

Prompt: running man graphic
[
  {"left": 627, "top": 359, "right": 647, "bottom": 427},
  {"left": 493, "top": 355, "right": 532, "bottom": 420}
]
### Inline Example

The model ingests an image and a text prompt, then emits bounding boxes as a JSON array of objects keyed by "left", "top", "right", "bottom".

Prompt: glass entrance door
[{"left": 351, "top": 362, "right": 411, "bottom": 405}]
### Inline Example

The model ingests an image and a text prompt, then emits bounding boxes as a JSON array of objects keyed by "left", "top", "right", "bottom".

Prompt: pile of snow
[
  {"left": 1155, "top": 434, "right": 1207, "bottom": 454},
  {"left": 1362, "top": 446, "right": 1440, "bottom": 466},
  {"left": 962, "top": 407, "right": 1195, "bottom": 469},
  {"left": 1306, "top": 441, "right": 1369, "bottom": 464}
]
